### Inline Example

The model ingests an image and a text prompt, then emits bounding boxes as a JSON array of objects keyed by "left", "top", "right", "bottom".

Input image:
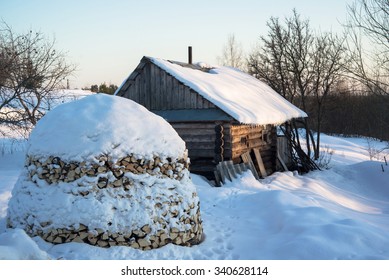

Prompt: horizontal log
[
  {"left": 172, "top": 123, "right": 219, "bottom": 129},
  {"left": 230, "top": 125, "right": 265, "bottom": 134},
  {"left": 189, "top": 163, "right": 217, "bottom": 173},
  {"left": 231, "top": 147, "right": 274, "bottom": 160},
  {"left": 186, "top": 142, "right": 215, "bottom": 150},
  {"left": 187, "top": 149, "right": 215, "bottom": 158},
  {"left": 180, "top": 134, "right": 216, "bottom": 142},
  {"left": 232, "top": 139, "right": 268, "bottom": 151},
  {"left": 231, "top": 135, "right": 266, "bottom": 145}
]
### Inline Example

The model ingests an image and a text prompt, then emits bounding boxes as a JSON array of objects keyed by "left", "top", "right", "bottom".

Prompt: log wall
[
  {"left": 170, "top": 122, "right": 277, "bottom": 179},
  {"left": 171, "top": 122, "right": 218, "bottom": 177},
  {"left": 223, "top": 124, "right": 277, "bottom": 175}
]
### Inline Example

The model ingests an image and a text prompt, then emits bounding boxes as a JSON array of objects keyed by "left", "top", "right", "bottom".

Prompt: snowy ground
[{"left": 0, "top": 132, "right": 388, "bottom": 260}]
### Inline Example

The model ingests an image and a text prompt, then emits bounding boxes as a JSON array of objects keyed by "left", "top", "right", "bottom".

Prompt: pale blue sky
[{"left": 1, "top": 0, "right": 352, "bottom": 88}]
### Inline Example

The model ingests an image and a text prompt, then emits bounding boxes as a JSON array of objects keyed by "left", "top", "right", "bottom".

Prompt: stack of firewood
[
  {"left": 27, "top": 154, "right": 190, "bottom": 186},
  {"left": 10, "top": 152, "right": 203, "bottom": 250}
]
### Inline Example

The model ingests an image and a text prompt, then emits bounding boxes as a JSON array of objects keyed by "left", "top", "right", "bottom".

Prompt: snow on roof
[
  {"left": 27, "top": 94, "right": 186, "bottom": 162},
  {"left": 148, "top": 57, "right": 307, "bottom": 125}
]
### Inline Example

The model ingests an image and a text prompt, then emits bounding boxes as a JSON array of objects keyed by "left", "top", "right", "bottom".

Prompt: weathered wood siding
[
  {"left": 121, "top": 60, "right": 216, "bottom": 110},
  {"left": 277, "top": 136, "right": 292, "bottom": 170}
]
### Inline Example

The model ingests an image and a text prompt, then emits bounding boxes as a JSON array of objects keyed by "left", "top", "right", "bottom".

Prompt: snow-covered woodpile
[{"left": 7, "top": 94, "right": 203, "bottom": 250}]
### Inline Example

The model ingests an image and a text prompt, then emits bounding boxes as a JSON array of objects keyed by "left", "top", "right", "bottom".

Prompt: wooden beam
[
  {"left": 253, "top": 148, "right": 268, "bottom": 178},
  {"left": 241, "top": 151, "right": 259, "bottom": 180}
]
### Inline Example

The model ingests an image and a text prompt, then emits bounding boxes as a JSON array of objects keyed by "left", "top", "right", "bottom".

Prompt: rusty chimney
[{"left": 188, "top": 46, "right": 192, "bottom": 64}]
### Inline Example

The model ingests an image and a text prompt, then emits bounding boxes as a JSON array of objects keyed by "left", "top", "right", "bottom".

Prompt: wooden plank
[
  {"left": 191, "top": 90, "right": 197, "bottom": 108},
  {"left": 235, "top": 163, "right": 250, "bottom": 175},
  {"left": 154, "top": 64, "right": 160, "bottom": 109},
  {"left": 216, "top": 163, "right": 227, "bottom": 184},
  {"left": 214, "top": 170, "right": 222, "bottom": 187},
  {"left": 144, "top": 63, "right": 151, "bottom": 109},
  {"left": 158, "top": 70, "right": 165, "bottom": 110},
  {"left": 149, "top": 63, "right": 155, "bottom": 110},
  {"left": 226, "top": 160, "right": 237, "bottom": 179},
  {"left": 166, "top": 74, "right": 173, "bottom": 109},
  {"left": 277, "top": 152, "right": 289, "bottom": 171},
  {"left": 134, "top": 75, "right": 140, "bottom": 103},
  {"left": 196, "top": 94, "right": 203, "bottom": 109},
  {"left": 171, "top": 78, "right": 179, "bottom": 109},
  {"left": 138, "top": 75, "right": 145, "bottom": 106},
  {"left": 184, "top": 87, "right": 192, "bottom": 109},
  {"left": 241, "top": 151, "right": 259, "bottom": 180},
  {"left": 219, "top": 161, "right": 232, "bottom": 181},
  {"left": 234, "top": 162, "right": 242, "bottom": 174},
  {"left": 253, "top": 148, "right": 268, "bottom": 178},
  {"left": 238, "top": 163, "right": 250, "bottom": 174},
  {"left": 178, "top": 83, "right": 185, "bottom": 109},
  {"left": 202, "top": 96, "right": 209, "bottom": 109}
]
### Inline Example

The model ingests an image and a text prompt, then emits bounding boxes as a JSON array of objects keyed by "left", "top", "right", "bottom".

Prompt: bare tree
[
  {"left": 248, "top": 10, "right": 348, "bottom": 161},
  {"left": 347, "top": 0, "right": 388, "bottom": 50},
  {"left": 310, "top": 32, "right": 349, "bottom": 159},
  {"left": 0, "top": 22, "right": 75, "bottom": 136},
  {"left": 345, "top": 0, "right": 389, "bottom": 95},
  {"left": 217, "top": 34, "right": 244, "bottom": 69}
]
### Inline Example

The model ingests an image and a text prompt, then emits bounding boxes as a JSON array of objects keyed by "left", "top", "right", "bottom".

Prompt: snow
[
  {"left": 27, "top": 94, "right": 185, "bottom": 162},
  {"left": 119, "top": 57, "right": 307, "bottom": 125},
  {"left": 6, "top": 94, "right": 196, "bottom": 243},
  {"left": 1, "top": 128, "right": 389, "bottom": 259},
  {"left": 0, "top": 89, "right": 94, "bottom": 138}
]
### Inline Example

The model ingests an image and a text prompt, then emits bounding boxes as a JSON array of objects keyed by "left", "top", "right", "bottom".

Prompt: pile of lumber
[{"left": 214, "top": 148, "right": 270, "bottom": 186}]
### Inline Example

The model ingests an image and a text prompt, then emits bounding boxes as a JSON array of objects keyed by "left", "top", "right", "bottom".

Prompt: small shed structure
[{"left": 115, "top": 56, "right": 307, "bottom": 180}]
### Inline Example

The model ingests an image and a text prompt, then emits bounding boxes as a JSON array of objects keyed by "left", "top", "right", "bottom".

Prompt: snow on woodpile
[
  {"left": 6, "top": 94, "right": 203, "bottom": 250},
  {"left": 148, "top": 57, "right": 307, "bottom": 125}
]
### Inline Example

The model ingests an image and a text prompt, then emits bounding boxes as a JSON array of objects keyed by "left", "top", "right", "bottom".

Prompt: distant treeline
[{"left": 306, "top": 94, "right": 389, "bottom": 141}]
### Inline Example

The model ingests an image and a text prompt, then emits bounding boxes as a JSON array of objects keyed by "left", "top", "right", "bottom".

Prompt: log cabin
[{"left": 115, "top": 52, "right": 307, "bottom": 181}]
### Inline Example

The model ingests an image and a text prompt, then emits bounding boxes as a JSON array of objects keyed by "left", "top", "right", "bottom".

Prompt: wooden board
[
  {"left": 216, "top": 163, "right": 227, "bottom": 184},
  {"left": 226, "top": 160, "right": 237, "bottom": 179},
  {"left": 277, "top": 152, "right": 289, "bottom": 171},
  {"left": 214, "top": 161, "right": 251, "bottom": 186},
  {"left": 253, "top": 148, "right": 268, "bottom": 178},
  {"left": 241, "top": 151, "right": 259, "bottom": 180},
  {"left": 214, "top": 170, "right": 222, "bottom": 187}
]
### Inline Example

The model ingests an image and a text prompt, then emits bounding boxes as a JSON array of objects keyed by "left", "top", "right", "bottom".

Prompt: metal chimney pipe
[{"left": 188, "top": 46, "right": 192, "bottom": 64}]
